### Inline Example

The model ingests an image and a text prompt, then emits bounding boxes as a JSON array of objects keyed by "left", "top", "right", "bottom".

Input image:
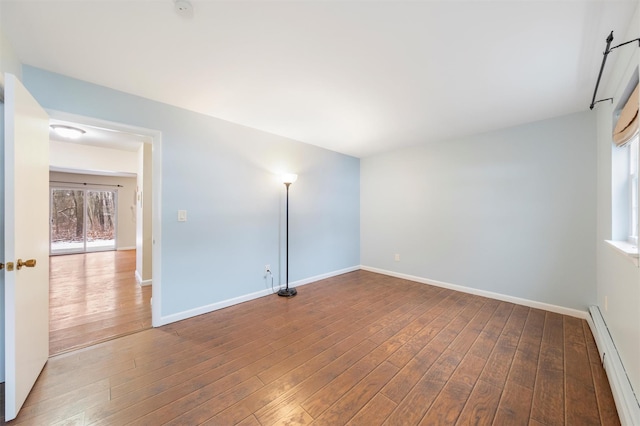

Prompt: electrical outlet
[
  {"left": 265, "top": 264, "right": 271, "bottom": 275},
  {"left": 394, "top": 254, "right": 400, "bottom": 261}
]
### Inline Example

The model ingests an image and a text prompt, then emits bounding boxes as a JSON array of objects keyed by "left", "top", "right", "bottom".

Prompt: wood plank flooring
[
  {"left": 4, "top": 270, "right": 619, "bottom": 425},
  {"left": 49, "top": 250, "right": 152, "bottom": 355}
]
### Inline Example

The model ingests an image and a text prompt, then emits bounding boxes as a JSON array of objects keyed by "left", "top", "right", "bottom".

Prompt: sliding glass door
[{"left": 50, "top": 188, "right": 117, "bottom": 254}]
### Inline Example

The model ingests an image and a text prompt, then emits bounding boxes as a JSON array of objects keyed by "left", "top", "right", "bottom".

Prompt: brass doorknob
[{"left": 16, "top": 259, "right": 36, "bottom": 270}]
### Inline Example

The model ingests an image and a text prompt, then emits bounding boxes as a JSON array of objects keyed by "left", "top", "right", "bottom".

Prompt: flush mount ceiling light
[{"left": 50, "top": 124, "right": 86, "bottom": 139}]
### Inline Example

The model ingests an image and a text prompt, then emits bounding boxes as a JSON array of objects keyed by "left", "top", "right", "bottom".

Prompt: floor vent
[{"left": 587, "top": 305, "right": 640, "bottom": 425}]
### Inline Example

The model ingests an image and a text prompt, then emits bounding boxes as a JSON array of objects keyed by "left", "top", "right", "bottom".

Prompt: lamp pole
[{"left": 278, "top": 175, "right": 297, "bottom": 297}]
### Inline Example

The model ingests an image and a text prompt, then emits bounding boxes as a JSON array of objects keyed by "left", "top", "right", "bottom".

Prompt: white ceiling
[{"left": 1, "top": 1, "right": 637, "bottom": 158}]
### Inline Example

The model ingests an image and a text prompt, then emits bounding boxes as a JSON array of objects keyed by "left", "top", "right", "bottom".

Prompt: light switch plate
[{"left": 178, "top": 210, "right": 187, "bottom": 222}]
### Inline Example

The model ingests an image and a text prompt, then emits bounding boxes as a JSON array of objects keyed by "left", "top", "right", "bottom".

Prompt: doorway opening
[
  {"left": 47, "top": 113, "right": 159, "bottom": 355},
  {"left": 50, "top": 187, "right": 117, "bottom": 254}
]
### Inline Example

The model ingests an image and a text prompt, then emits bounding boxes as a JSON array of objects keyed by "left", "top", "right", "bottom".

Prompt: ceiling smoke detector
[{"left": 174, "top": 0, "right": 193, "bottom": 17}]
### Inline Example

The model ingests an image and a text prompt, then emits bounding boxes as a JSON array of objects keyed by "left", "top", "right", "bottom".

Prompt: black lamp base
[{"left": 277, "top": 287, "right": 297, "bottom": 297}]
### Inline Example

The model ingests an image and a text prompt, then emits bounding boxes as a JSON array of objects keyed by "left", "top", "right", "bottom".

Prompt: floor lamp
[{"left": 278, "top": 173, "right": 298, "bottom": 297}]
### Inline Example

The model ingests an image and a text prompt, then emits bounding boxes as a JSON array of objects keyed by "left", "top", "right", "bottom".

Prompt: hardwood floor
[
  {"left": 4, "top": 270, "right": 618, "bottom": 425},
  {"left": 49, "top": 250, "right": 152, "bottom": 355}
]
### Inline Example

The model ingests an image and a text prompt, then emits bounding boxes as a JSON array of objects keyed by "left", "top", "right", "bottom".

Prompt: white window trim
[
  {"left": 628, "top": 137, "right": 639, "bottom": 245},
  {"left": 609, "top": 134, "right": 639, "bottom": 266},
  {"left": 606, "top": 240, "right": 639, "bottom": 266}
]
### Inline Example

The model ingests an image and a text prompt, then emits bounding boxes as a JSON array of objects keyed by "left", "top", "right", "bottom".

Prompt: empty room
[{"left": 1, "top": 0, "right": 639, "bottom": 425}]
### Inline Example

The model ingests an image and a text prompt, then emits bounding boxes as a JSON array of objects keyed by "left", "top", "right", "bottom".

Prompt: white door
[{"left": 3, "top": 73, "right": 50, "bottom": 421}]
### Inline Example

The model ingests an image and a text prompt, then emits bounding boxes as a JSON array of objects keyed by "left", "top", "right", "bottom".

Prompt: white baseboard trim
[
  {"left": 158, "top": 288, "right": 274, "bottom": 326},
  {"left": 360, "top": 265, "right": 588, "bottom": 319},
  {"left": 289, "top": 265, "right": 360, "bottom": 287},
  {"left": 587, "top": 306, "right": 640, "bottom": 426},
  {"left": 135, "top": 270, "right": 152, "bottom": 287},
  {"left": 156, "top": 265, "right": 360, "bottom": 326},
  {"left": 117, "top": 246, "right": 136, "bottom": 251}
]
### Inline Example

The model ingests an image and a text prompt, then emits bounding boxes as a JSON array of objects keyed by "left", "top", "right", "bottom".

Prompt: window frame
[{"left": 628, "top": 136, "right": 639, "bottom": 246}]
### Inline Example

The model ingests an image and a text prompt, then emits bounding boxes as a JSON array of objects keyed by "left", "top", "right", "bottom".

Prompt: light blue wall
[
  {"left": 22, "top": 66, "right": 360, "bottom": 317},
  {"left": 361, "top": 111, "right": 597, "bottom": 310}
]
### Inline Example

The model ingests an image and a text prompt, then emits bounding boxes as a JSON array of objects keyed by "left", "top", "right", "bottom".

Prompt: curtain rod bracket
[
  {"left": 592, "top": 98, "right": 614, "bottom": 107},
  {"left": 609, "top": 38, "right": 640, "bottom": 52},
  {"left": 590, "top": 31, "right": 640, "bottom": 110}
]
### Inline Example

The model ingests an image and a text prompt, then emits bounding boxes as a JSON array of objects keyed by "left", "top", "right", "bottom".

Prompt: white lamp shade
[{"left": 282, "top": 173, "right": 298, "bottom": 184}]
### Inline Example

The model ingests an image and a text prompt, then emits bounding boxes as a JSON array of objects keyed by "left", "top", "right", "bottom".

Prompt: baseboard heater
[{"left": 587, "top": 306, "right": 640, "bottom": 425}]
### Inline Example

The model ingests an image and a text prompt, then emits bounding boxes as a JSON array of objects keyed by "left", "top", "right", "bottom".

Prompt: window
[
  {"left": 607, "top": 76, "right": 639, "bottom": 263},
  {"left": 50, "top": 187, "right": 117, "bottom": 254},
  {"left": 629, "top": 136, "right": 638, "bottom": 245}
]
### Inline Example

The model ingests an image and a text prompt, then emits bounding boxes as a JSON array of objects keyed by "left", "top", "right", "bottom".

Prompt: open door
[{"left": 3, "top": 73, "right": 50, "bottom": 421}]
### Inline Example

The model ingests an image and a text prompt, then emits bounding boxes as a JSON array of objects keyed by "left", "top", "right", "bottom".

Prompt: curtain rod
[
  {"left": 590, "top": 31, "right": 640, "bottom": 110},
  {"left": 50, "top": 180, "right": 124, "bottom": 188}
]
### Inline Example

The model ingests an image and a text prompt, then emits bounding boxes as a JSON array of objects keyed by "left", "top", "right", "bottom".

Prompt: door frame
[{"left": 47, "top": 110, "right": 163, "bottom": 327}]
